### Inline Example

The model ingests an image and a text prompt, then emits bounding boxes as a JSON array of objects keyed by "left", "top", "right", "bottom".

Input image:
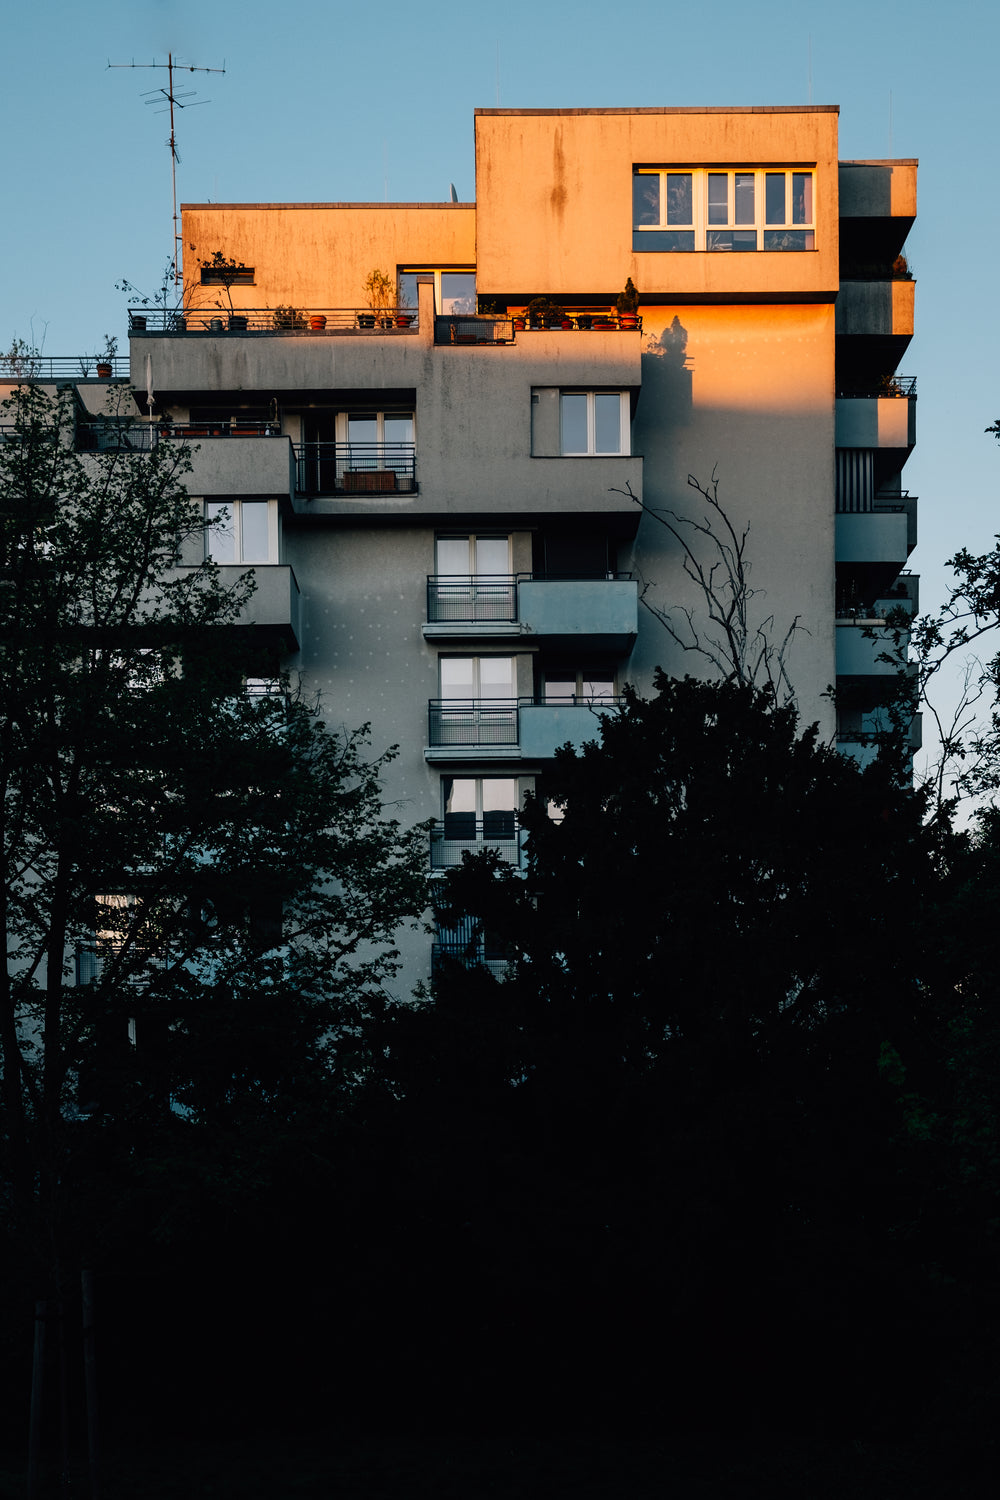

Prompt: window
[
  {"left": 440, "top": 656, "right": 515, "bottom": 700},
  {"left": 559, "top": 392, "right": 629, "bottom": 455},
  {"left": 432, "top": 778, "right": 521, "bottom": 867},
  {"left": 633, "top": 168, "right": 815, "bottom": 252},
  {"left": 542, "top": 665, "right": 616, "bottom": 704},
  {"left": 442, "top": 777, "right": 519, "bottom": 840},
  {"left": 200, "top": 265, "right": 255, "bottom": 285},
  {"left": 431, "top": 534, "right": 514, "bottom": 621},
  {"left": 398, "top": 268, "right": 476, "bottom": 315},
  {"left": 205, "top": 501, "right": 277, "bottom": 564}
]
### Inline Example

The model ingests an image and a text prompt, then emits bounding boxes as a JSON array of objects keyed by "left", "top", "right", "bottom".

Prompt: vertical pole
[
  {"left": 27, "top": 1300, "right": 46, "bottom": 1500},
  {"left": 82, "top": 1270, "right": 101, "bottom": 1500},
  {"left": 58, "top": 1300, "right": 71, "bottom": 1496}
]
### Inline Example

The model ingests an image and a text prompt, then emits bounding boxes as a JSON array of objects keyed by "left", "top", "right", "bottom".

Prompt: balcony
[
  {"left": 430, "top": 815, "right": 523, "bottom": 870},
  {"left": 835, "top": 501, "right": 914, "bottom": 568},
  {"left": 423, "top": 574, "right": 638, "bottom": 649},
  {"left": 169, "top": 564, "right": 302, "bottom": 648},
  {"left": 836, "top": 617, "right": 909, "bottom": 678},
  {"left": 0, "top": 355, "right": 130, "bottom": 383},
  {"left": 295, "top": 442, "right": 416, "bottom": 497},
  {"left": 835, "top": 377, "right": 916, "bottom": 452},
  {"left": 836, "top": 280, "right": 914, "bottom": 340},
  {"left": 128, "top": 307, "right": 420, "bottom": 335},
  {"left": 435, "top": 316, "right": 515, "bottom": 345},
  {"left": 425, "top": 697, "right": 622, "bottom": 761}
]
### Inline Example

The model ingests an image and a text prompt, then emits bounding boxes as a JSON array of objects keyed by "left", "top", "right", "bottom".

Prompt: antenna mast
[{"left": 108, "top": 53, "right": 226, "bottom": 285}]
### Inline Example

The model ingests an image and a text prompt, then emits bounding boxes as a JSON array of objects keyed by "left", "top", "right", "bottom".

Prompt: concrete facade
[{"left": 115, "top": 105, "right": 916, "bottom": 990}]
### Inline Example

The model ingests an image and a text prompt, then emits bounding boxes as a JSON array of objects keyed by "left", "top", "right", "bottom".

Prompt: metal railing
[
  {"left": 428, "top": 576, "right": 518, "bottom": 621},
  {"left": 160, "top": 419, "right": 280, "bottom": 438},
  {"left": 434, "top": 316, "right": 515, "bottom": 345},
  {"left": 428, "top": 699, "right": 519, "bottom": 747},
  {"left": 128, "top": 307, "right": 418, "bottom": 334},
  {"left": 430, "top": 945, "right": 512, "bottom": 980},
  {"left": 426, "top": 571, "right": 634, "bottom": 623},
  {"left": 430, "top": 815, "right": 523, "bottom": 869},
  {"left": 77, "top": 423, "right": 159, "bottom": 452},
  {"left": 836, "top": 375, "right": 917, "bottom": 399},
  {"left": 295, "top": 442, "right": 416, "bottom": 496},
  {"left": 427, "top": 695, "right": 624, "bottom": 747},
  {"left": 0, "top": 356, "right": 130, "bottom": 380}
]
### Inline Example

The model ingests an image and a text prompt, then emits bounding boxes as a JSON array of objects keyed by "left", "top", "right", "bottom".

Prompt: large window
[
  {"left": 398, "top": 268, "right": 476, "bottom": 315},
  {"left": 431, "top": 535, "right": 514, "bottom": 622},
  {"left": 205, "top": 501, "right": 277, "bottom": 564},
  {"left": 559, "top": 392, "right": 629, "bottom": 455},
  {"left": 542, "top": 665, "right": 617, "bottom": 704},
  {"left": 633, "top": 168, "right": 815, "bottom": 252},
  {"left": 440, "top": 656, "right": 515, "bottom": 700},
  {"left": 442, "top": 777, "right": 519, "bottom": 842}
]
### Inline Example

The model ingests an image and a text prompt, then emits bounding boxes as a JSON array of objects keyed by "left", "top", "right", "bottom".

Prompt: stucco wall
[
  {"left": 474, "top": 108, "right": 840, "bottom": 300},
  {"left": 625, "top": 303, "right": 837, "bottom": 734}
]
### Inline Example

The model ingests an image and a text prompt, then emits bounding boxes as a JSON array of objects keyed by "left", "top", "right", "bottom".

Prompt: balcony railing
[
  {"left": 434, "top": 316, "right": 515, "bottom": 345},
  {"left": 427, "top": 696, "right": 624, "bottom": 748},
  {"left": 0, "top": 356, "right": 130, "bottom": 380},
  {"left": 426, "top": 571, "right": 634, "bottom": 623},
  {"left": 128, "top": 307, "right": 419, "bottom": 334},
  {"left": 295, "top": 442, "right": 416, "bottom": 496},
  {"left": 835, "top": 375, "right": 916, "bottom": 399},
  {"left": 430, "top": 945, "right": 512, "bottom": 980},
  {"left": 430, "top": 815, "right": 523, "bottom": 869}
]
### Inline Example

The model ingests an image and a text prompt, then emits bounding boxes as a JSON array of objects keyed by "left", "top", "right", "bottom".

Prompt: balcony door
[{"left": 434, "top": 534, "right": 513, "bottom": 621}]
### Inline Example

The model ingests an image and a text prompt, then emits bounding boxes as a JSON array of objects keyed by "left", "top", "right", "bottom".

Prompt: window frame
[
  {"left": 632, "top": 167, "right": 816, "bottom": 252},
  {"left": 204, "top": 500, "right": 279, "bottom": 565},
  {"left": 398, "top": 267, "right": 477, "bottom": 315},
  {"left": 559, "top": 391, "right": 630, "bottom": 456}
]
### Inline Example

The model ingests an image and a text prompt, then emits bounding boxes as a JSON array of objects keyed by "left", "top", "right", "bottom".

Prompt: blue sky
[{"left": 3, "top": 0, "right": 999, "bottom": 761}]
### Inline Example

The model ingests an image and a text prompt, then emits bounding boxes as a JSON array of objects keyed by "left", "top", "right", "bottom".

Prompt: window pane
[
  {"left": 666, "top": 174, "right": 693, "bottom": 226},
  {"left": 441, "top": 273, "right": 476, "bottom": 315},
  {"left": 560, "top": 393, "right": 588, "bottom": 453},
  {"left": 594, "top": 394, "right": 622, "bottom": 454},
  {"left": 765, "top": 173, "right": 786, "bottom": 225},
  {"left": 348, "top": 414, "right": 378, "bottom": 444},
  {"left": 240, "top": 502, "right": 270, "bottom": 563},
  {"left": 398, "top": 272, "right": 419, "bottom": 313},
  {"left": 479, "top": 657, "right": 514, "bottom": 697},
  {"left": 633, "top": 229, "right": 694, "bottom": 252},
  {"left": 474, "top": 536, "right": 510, "bottom": 575},
  {"left": 580, "top": 671, "right": 615, "bottom": 702},
  {"left": 763, "top": 230, "right": 814, "bottom": 251},
  {"left": 382, "top": 414, "right": 413, "bottom": 445},
  {"left": 445, "top": 778, "right": 477, "bottom": 815},
  {"left": 436, "top": 536, "right": 471, "bottom": 575},
  {"left": 544, "top": 673, "right": 576, "bottom": 702},
  {"left": 734, "top": 173, "right": 755, "bottom": 225},
  {"left": 633, "top": 172, "right": 660, "bottom": 226},
  {"left": 206, "top": 503, "right": 235, "bottom": 564},
  {"left": 481, "top": 778, "right": 517, "bottom": 812},
  {"left": 791, "top": 173, "right": 813, "bottom": 225},
  {"left": 708, "top": 174, "right": 729, "bottom": 225},
  {"left": 440, "top": 659, "right": 475, "bottom": 697}
]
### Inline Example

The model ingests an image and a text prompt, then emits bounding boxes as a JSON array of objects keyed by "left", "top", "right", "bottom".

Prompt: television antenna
[{"left": 108, "top": 53, "right": 226, "bottom": 285}]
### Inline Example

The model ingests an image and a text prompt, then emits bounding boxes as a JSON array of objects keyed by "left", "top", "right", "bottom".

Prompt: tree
[
  {"left": 0, "top": 381, "right": 428, "bottom": 1277},
  {"left": 383, "top": 675, "right": 961, "bottom": 1428}
]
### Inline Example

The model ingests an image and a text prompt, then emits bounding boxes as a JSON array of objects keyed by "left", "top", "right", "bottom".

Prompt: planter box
[{"left": 343, "top": 470, "right": 397, "bottom": 493}]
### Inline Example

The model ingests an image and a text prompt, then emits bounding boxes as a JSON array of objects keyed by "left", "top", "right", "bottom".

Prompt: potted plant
[
  {"left": 273, "top": 306, "right": 307, "bottom": 330},
  {"left": 361, "top": 268, "right": 399, "bottom": 329},
  {"left": 525, "top": 296, "right": 565, "bottom": 330},
  {"left": 616, "top": 277, "right": 640, "bottom": 329},
  {"left": 95, "top": 334, "right": 117, "bottom": 379}
]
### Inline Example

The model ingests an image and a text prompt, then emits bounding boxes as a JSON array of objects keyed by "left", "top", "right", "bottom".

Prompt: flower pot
[
  {"left": 618, "top": 312, "right": 638, "bottom": 330},
  {"left": 96, "top": 362, "right": 112, "bottom": 378},
  {"left": 576, "top": 315, "right": 593, "bottom": 331},
  {"left": 309, "top": 315, "right": 327, "bottom": 331},
  {"left": 395, "top": 314, "right": 413, "bottom": 328},
  {"left": 131, "top": 315, "right": 147, "bottom": 332},
  {"left": 513, "top": 317, "right": 525, "bottom": 331},
  {"left": 358, "top": 313, "right": 376, "bottom": 329},
  {"left": 560, "top": 319, "right": 574, "bottom": 330},
  {"left": 593, "top": 319, "right": 616, "bottom": 330},
  {"left": 228, "top": 315, "right": 248, "bottom": 332}
]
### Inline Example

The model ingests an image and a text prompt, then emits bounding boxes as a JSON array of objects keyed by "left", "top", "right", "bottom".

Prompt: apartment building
[{"left": 113, "top": 105, "right": 916, "bottom": 985}]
